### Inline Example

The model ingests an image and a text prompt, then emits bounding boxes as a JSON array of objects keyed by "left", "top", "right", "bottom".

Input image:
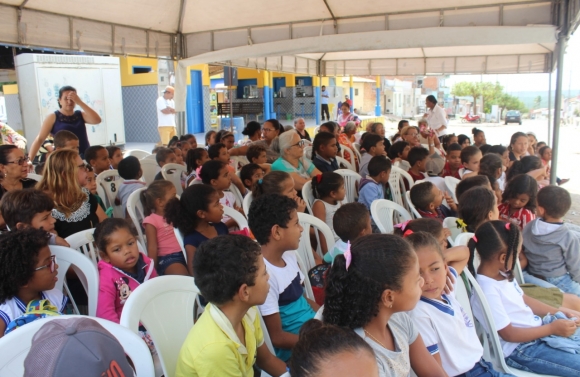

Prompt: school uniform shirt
[
  {"left": 358, "top": 153, "right": 373, "bottom": 178},
  {"left": 312, "top": 154, "right": 339, "bottom": 173},
  {"left": 0, "top": 288, "right": 68, "bottom": 331},
  {"left": 184, "top": 222, "right": 229, "bottom": 249},
  {"left": 471, "top": 274, "right": 542, "bottom": 357},
  {"left": 259, "top": 251, "right": 315, "bottom": 361},
  {"left": 117, "top": 180, "right": 147, "bottom": 210},
  {"left": 409, "top": 267, "right": 483, "bottom": 376},
  {"left": 440, "top": 162, "right": 461, "bottom": 180},
  {"left": 417, "top": 205, "right": 456, "bottom": 223},
  {"left": 497, "top": 202, "right": 535, "bottom": 231},
  {"left": 175, "top": 304, "right": 264, "bottom": 377},
  {"left": 458, "top": 167, "right": 473, "bottom": 179},
  {"left": 407, "top": 170, "right": 426, "bottom": 182}
]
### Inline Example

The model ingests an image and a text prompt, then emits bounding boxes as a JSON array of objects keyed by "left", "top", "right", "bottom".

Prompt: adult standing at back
[
  {"left": 425, "top": 95, "right": 447, "bottom": 141},
  {"left": 157, "top": 86, "right": 176, "bottom": 146},
  {"left": 321, "top": 85, "right": 330, "bottom": 121},
  {"left": 27, "top": 86, "right": 101, "bottom": 165}
]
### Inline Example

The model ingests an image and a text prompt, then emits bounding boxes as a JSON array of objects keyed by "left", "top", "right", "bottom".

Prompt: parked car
[{"left": 505, "top": 110, "right": 522, "bottom": 125}]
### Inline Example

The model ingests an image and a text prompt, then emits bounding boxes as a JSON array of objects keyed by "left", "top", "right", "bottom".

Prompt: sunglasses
[{"left": 35, "top": 255, "right": 57, "bottom": 273}]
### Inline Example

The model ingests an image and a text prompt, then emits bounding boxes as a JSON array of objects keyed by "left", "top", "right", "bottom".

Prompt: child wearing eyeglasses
[{"left": 0, "top": 228, "right": 66, "bottom": 338}]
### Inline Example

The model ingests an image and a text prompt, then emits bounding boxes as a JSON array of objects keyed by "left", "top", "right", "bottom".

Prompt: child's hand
[
  {"left": 559, "top": 308, "right": 580, "bottom": 325},
  {"left": 549, "top": 319, "right": 577, "bottom": 337},
  {"left": 443, "top": 227, "right": 452, "bottom": 240},
  {"left": 443, "top": 266, "right": 455, "bottom": 294},
  {"left": 294, "top": 197, "right": 306, "bottom": 213},
  {"left": 55, "top": 236, "right": 70, "bottom": 247},
  {"left": 234, "top": 204, "right": 244, "bottom": 214},
  {"left": 444, "top": 192, "right": 457, "bottom": 211}
]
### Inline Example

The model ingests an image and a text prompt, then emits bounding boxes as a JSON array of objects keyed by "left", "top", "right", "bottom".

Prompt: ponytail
[
  {"left": 251, "top": 171, "right": 291, "bottom": 198},
  {"left": 311, "top": 172, "right": 343, "bottom": 200}
]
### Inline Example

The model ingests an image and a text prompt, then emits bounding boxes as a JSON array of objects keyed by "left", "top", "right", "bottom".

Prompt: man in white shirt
[
  {"left": 156, "top": 86, "right": 176, "bottom": 146},
  {"left": 321, "top": 85, "right": 330, "bottom": 121},
  {"left": 425, "top": 95, "right": 448, "bottom": 140}
]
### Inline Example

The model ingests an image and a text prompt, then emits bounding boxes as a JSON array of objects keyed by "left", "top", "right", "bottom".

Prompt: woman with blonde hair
[{"left": 36, "top": 149, "right": 107, "bottom": 238}]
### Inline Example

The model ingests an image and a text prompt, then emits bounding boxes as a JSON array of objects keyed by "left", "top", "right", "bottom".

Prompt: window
[
  {"left": 132, "top": 66, "right": 152, "bottom": 74},
  {"left": 355, "top": 89, "right": 359, "bottom": 96}
]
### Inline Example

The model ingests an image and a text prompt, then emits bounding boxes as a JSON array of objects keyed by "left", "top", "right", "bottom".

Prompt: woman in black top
[{"left": 0, "top": 145, "right": 37, "bottom": 200}]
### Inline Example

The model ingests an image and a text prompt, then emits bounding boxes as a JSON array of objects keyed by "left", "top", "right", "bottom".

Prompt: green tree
[
  {"left": 452, "top": 82, "right": 482, "bottom": 113},
  {"left": 497, "top": 93, "right": 527, "bottom": 119},
  {"left": 482, "top": 82, "right": 504, "bottom": 113},
  {"left": 533, "top": 95, "right": 542, "bottom": 109}
]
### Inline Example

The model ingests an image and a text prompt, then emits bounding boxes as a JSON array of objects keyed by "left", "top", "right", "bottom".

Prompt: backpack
[{"left": 5, "top": 299, "right": 61, "bottom": 335}]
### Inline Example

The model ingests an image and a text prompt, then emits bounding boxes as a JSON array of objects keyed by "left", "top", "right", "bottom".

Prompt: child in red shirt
[
  {"left": 498, "top": 174, "right": 537, "bottom": 230},
  {"left": 440, "top": 143, "right": 462, "bottom": 179}
]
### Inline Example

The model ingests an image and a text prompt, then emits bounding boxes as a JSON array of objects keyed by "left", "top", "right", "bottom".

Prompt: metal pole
[
  {"left": 229, "top": 66, "right": 234, "bottom": 133},
  {"left": 548, "top": 72, "right": 552, "bottom": 142},
  {"left": 550, "top": 35, "right": 567, "bottom": 185}
]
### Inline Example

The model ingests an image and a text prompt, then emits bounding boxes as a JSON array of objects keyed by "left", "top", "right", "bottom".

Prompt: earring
[{"left": 389, "top": 304, "right": 393, "bottom": 309}]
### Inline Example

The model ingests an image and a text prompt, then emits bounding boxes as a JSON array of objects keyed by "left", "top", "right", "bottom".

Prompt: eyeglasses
[
  {"left": 262, "top": 128, "right": 275, "bottom": 133},
  {"left": 35, "top": 255, "right": 57, "bottom": 273},
  {"left": 406, "top": 132, "right": 419, "bottom": 137},
  {"left": 291, "top": 140, "right": 306, "bottom": 148},
  {"left": 78, "top": 164, "right": 88, "bottom": 171},
  {"left": 6, "top": 156, "right": 30, "bottom": 166}
]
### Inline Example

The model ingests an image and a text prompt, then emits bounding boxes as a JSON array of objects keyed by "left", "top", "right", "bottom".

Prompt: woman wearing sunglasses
[
  {"left": 271, "top": 130, "right": 321, "bottom": 191},
  {"left": 0, "top": 145, "right": 37, "bottom": 203},
  {"left": 0, "top": 228, "right": 65, "bottom": 338}
]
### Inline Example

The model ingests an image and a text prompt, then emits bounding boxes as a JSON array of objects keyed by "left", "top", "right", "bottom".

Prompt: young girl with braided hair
[
  {"left": 469, "top": 220, "right": 580, "bottom": 376},
  {"left": 311, "top": 172, "right": 345, "bottom": 254}
]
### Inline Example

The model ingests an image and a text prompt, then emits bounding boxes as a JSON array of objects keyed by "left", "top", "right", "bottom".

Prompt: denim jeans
[
  {"left": 546, "top": 273, "right": 580, "bottom": 297},
  {"left": 522, "top": 270, "right": 559, "bottom": 289},
  {"left": 506, "top": 340, "right": 580, "bottom": 377},
  {"left": 456, "top": 359, "right": 515, "bottom": 377}
]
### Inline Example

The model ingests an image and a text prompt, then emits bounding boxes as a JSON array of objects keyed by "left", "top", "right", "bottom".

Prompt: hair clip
[
  {"left": 505, "top": 223, "right": 511, "bottom": 231},
  {"left": 258, "top": 179, "right": 263, "bottom": 184},
  {"left": 456, "top": 218, "right": 467, "bottom": 231},
  {"left": 344, "top": 241, "right": 352, "bottom": 271},
  {"left": 403, "top": 229, "right": 414, "bottom": 237},
  {"left": 316, "top": 174, "right": 323, "bottom": 184},
  {"left": 472, "top": 235, "right": 478, "bottom": 243},
  {"left": 195, "top": 166, "right": 203, "bottom": 178},
  {"left": 394, "top": 220, "right": 411, "bottom": 232}
]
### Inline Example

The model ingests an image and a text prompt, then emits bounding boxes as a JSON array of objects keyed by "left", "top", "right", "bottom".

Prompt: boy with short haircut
[
  {"left": 324, "top": 202, "right": 372, "bottom": 263},
  {"left": 0, "top": 189, "right": 69, "bottom": 247},
  {"left": 440, "top": 143, "right": 462, "bottom": 179},
  {"left": 311, "top": 131, "right": 339, "bottom": 173},
  {"left": 240, "top": 163, "right": 265, "bottom": 191},
  {"left": 523, "top": 186, "right": 580, "bottom": 296},
  {"left": 53, "top": 130, "right": 79, "bottom": 152},
  {"left": 359, "top": 133, "right": 386, "bottom": 178},
  {"left": 175, "top": 235, "right": 286, "bottom": 377},
  {"left": 248, "top": 194, "right": 319, "bottom": 362},
  {"left": 116, "top": 156, "right": 145, "bottom": 212},
  {"left": 455, "top": 175, "right": 492, "bottom": 202},
  {"left": 459, "top": 146, "right": 482, "bottom": 179},
  {"left": 407, "top": 146, "right": 430, "bottom": 182},
  {"left": 153, "top": 147, "right": 177, "bottom": 181},
  {"left": 246, "top": 144, "right": 268, "bottom": 165},
  {"left": 410, "top": 181, "right": 456, "bottom": 222},
  {"left": 358, "top": 156, "right": 391, "bottom": 232},
  {"left": 84, "top": 145, "right": 111, "bottom": 176}
]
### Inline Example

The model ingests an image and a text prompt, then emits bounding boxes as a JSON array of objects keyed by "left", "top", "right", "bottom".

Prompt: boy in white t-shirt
[
  {"left": 406, "top": 232, "right": 512, "bottom": 377},
  {"left": 0, "top": 228, "right": 68, "bottom": 337},
  {"left": 248, "top": 194, "right": 319, "bottom": 362}
]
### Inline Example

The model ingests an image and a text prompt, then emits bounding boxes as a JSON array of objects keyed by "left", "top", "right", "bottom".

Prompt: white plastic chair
[
  {"left": 124, "top": 149, "right": 151, "bottom": 159},
  {"left": 120, "top": 275, "right": 200, "bottom": 377},
  {"left": 389, "top": 165, "right": 414, "bottom": 212},
  {"left": 443, "top": 217, "right": 463, "bottom": 246},
  {"left": 454, "top": 232, "right": 474, "bottom": 247},
  {"left": 161, "top": 163, "right": 186, "bottom": 196},
  {"left": 243, "top": 191, "right": 254, "bottom": 216},
  {"left": 139, "top": 158, "right": 160, "bottom": 186},
  {"left": 454, "top": 268, "right": 473, "bottom": 323},
  {"left": 223, "top": 206, "right": 249, "bottom": 230},
  {"left": 0, "top": 316, "right": 155, "bottom": 377},
  {"left": 227, "top": 182, "right": 244, "bottom": 208},
  {"left": 465, "top": 270, "right": 558, "bottom": 377},
  {"left": 301, "top": 180, "right": 315, "bottom": 215},
  {"left": 65, "top": 228, "right": 98, "bottom": 264},
  {"left": 335, "top": 168, "right": 361, "bottom": 204},
  {"left": 96, "top": 170, "right": 125, "bottom": 218},
  {"left": 304, "top": 146, "right": 313, "bottom": 160},
  {"left": 173, "top": 227, "right": 186, "bottom": 260},
  {"left": 370, "top": 199, "right": 412, "bottom": 234},
  {"left": 340, "top": 145, "right": 357, "bottom": 169},
  {"left": 297, "top": 213, "right": 335, "bottom": 271},
  {"left": 126, "top": 187, "right": 147, "bottom": 246},
  {"left": 27, "top": 173, "right": 42, "bottom": 181},
  {"left": 445, "top": 176, "right": 461, "bottom": 203},
  {"left": 405, "top": 191, "right": 422, "bottom": 219},
  {"left": 291, "top": 249, "right": 315, "bottom": 300},
  {"left": 50, "top": 245, "right": 99, "bottom": 316},
  {"left": 336, "top": 156, "right": 355, "bottom": 171}
]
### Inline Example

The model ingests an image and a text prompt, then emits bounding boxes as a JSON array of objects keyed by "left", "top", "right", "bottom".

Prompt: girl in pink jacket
[{"left": 95, "top": 218, "right": 158, "bottom": 323}]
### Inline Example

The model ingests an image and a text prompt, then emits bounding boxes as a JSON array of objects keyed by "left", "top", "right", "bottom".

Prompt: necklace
[{"left": 364, "top": 328, "right": 388, "bottom": 349}]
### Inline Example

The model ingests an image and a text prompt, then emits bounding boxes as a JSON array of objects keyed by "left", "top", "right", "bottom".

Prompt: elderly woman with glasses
[
  {"left": 0, "top": 145, "right": 37, "bottom": 201},
  {"left": 228, "top": 119, "right": 284, "bottom": 163},
  {"left": 36, "top": 149, "right": 107, "bottom": 238},
  {"left": 271, "top": 131, "right": 321, "bottom": 191}
]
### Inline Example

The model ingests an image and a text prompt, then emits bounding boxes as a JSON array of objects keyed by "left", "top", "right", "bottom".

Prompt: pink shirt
[
  {"left": 142, "top": 213, "right": 182, "bottom": 256},
  {"left": 498, "top": 202, "right": 536, "bottom": 231}
]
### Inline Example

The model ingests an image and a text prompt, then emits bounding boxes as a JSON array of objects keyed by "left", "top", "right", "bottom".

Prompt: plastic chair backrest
[
  {"left": 443, "top": 217, "right": 463, "bottom": 246},
  {"left": 336, "top": 156, "right": 355, "bottom": 171},
  {"left": 291, "top": 250, "right": 315, "bottom": 300},
  {"left": 173, "top": 227, "right": 187, "bottom": 260},
  {"left": 50, "top": 245, "right": 99, "bottom": 316},
  {"left": 139, "top": 158, "right": 160, "bottom": 186},
  {"left": 389, "top": 166, "right": 414, "bottom": 211},
  {"left": 340, "top": 145, "right": 357, "bottom": 168},
  {"left": 223, "top": 206, "right": 249, "bottom": 230},
  {"left": 126, "top": 187, "right": 147, "bottom": 246},
  {"left": 124, "top": 149, "right": 151, "bottom": 159},
  {"left": 65, "top": 228, "right": 99, "bottom": 264},
  {"left": 335, "top": 168, "right": 361, "bottom": 204},
  {"left": 27, "top": 173, "right": 42, "bottom": 181},
  {"left": 297, "top": 213, "right": 335, "bottom": 271},
  {"left": 96, "top": 170, "right": 125, "bottom": 218},
  {"left": 304, "top": 146, "right": 313, "bottom": 160},
  {"left": 0, "top": 316, "right": 155, "bottom": 377},
  {"left": 454, "top": 232, "right": 474, "bottom": 247},
  {"left": 227, "top": 182, "right": 244, "bottom": 207},
  {"left": 243, "top": 191, "right": 254, "bottom": 216},
  {"left": 120, "top": 276, "right": 199, "bottom": 377},
  {"left": 405, "top": 191, "right": 422, "bottom": 219},
  {"left": 161, "top": 163, "right": 186, "bottom": 196},
  {"left": 454, "top": 269, "right": 474, "bottom": 322},
  {"left": 301, "top": 180, "right": 315, "bottom": 215},
  {"left": 370, "top": 199, "right": 412, "bottom": 234},
  {"left": 445, "top": 176, "right": 461, "bottom": 203}
]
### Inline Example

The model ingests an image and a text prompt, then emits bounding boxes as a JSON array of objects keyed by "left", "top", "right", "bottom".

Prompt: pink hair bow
[
  {"left": 394, "top": 220, "right": 411, "bottom": 232},
  {"left": 195, "top": 166, "right": 202, "bottom": 178},
  {"left": 344, "top": 241, "right": 352, "bottom": 271}
]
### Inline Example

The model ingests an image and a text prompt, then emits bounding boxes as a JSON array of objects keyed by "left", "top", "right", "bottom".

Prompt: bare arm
[
  {"left": 28, "top": 113, "right": 56, "bottom": 162},
  {"left": 256, "top": 343, "right": 287, "bottom": 377},
  {"left": 69, "top": 92, "right": 101, "bottom": 124},
  {"left": 290, "top": 172, "right": 309, "bottom": 191},
  {"left": 262, "top": 313, "right": 299, "bottom": 349},
  {"left": 95, "top": 205, "right": 108, "bottom": 223},
  {"left": 444, "top": 245, "right": 469, "bottom": 273},
  {"left": 409, "top": 334, "right": 449, "bottom": 377},
  {"left": 185, "top": 245, "right": 197, "bottom": 276},
  {"left": 312, "top": 200, "right": 329, "bottom": 254},
  {"left": 306, "top": 297, "right": 320, "bottom": 312},
  {"left": 228, "top": 145, "right": 249, "bottom": 157},
  {"left": 144, "top": 224, "right": 158, "bottom": 266}
]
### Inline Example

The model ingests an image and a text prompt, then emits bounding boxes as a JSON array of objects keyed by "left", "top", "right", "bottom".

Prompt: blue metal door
[{"left": 187, "top": 70, "right": 204, "bottom": 134}]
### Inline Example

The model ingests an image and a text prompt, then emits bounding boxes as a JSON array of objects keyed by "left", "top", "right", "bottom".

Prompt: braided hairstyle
[
  {"left": 467, "top": 220, "right": 521, "bottom": 280},
  {"left": 311, "top": 172, "right": 344, "bottom": 199},
  {"left": 323, "top": 234, "right": 416, "bottom": 329}
]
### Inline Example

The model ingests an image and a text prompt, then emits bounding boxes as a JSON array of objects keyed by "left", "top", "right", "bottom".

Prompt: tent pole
[
  {"left": 548, "top": 72, "right": 552, "bottom": 142},
  {"left": 550, "top": 33, "right": 566, "bottom": 185}
]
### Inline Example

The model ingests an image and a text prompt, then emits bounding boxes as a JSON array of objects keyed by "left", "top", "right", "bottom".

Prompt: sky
[{"left": 446, "top": 32, "right": 580, "bottom": 93}]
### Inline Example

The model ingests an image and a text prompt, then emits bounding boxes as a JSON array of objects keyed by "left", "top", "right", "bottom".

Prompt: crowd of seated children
[
  {"left": 478, "top": 153, "right": 504, "bottom": 203},
  {"left": 506, "top": 155, "right": 549, "bottom": 188},
  {"left": 208, "top": 142, "right": 246, "bottom": 194},
  {"left": 198, "top": 160, "right": 240, "bottom": 229},
  {"left": 252, "top": 170, "right": 307, "bottom": 213},
  {"left": 240, "top": 163, "right": 266, "bottom": 191},
  {"left": 311, "top": 132, "right": 339, "bottom": 173},
  {"left": 440, "top": 143, "right": 462, "bottom": 179},
  {"left": 406, "top": 147, "right": 429, "bottom": 182},
  {"left": 498, "top": 174, "right": 537, "bottom": 230},
  {"left": 358, "top": 156, "right": 391, "bottom": 229},
  {"left": 115, "top": 156, "right": 145, "bottom": 213},
  {"left": 153, "top": 147, "right": 177, "bottom": 181},
  {"left": 325, "top": 202, "right": 372, "bottom": 264},
  {"left": 311, "top": 172, "right": 345, "bottom": 253},
  {"left": 185, "top": 147, "right": 209, "bottom": 185},
  {"left": 248, "top": 194, "right": 319, "bottom": 362},
  {"left": 106, "top": 146, "right": 123, "bottom": 170},
  {"left": 458, "top": 146, "right": 481, "bottom": 179},
  {"left": 84, "top": 145, "right": 111, "bottom": 177},
  {"left": 359, "top": 134, "right": 385, "bottom": 178},
  {"left": 410, "top": 181, "right": 456, "bottom": 221},
  {"left": 387, "top": 141, "right": 411, "bottom": 171}
]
